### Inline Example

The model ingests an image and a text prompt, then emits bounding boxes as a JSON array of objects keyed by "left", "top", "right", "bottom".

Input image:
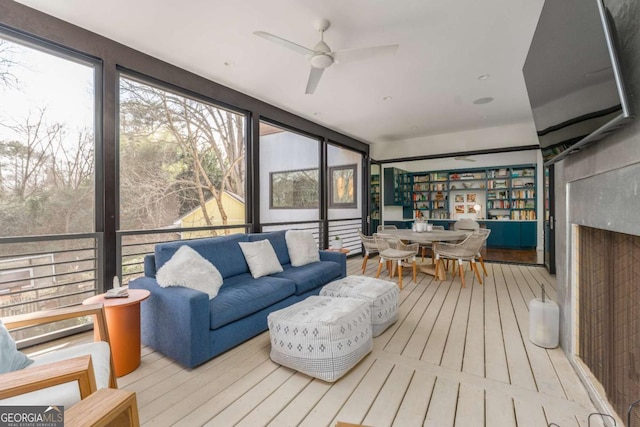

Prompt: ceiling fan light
[{"left": 310, "top": 54, "right": 333, "bottom": 69}]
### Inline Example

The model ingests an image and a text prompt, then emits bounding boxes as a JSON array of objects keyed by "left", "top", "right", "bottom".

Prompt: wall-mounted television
[{"left": 523, "top": 0, "right": 634, "bottom": 165}]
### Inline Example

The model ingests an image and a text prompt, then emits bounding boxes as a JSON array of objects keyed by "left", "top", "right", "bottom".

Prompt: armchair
[{"left": 0, "top": 304, "right": 117, "bottom": 407}]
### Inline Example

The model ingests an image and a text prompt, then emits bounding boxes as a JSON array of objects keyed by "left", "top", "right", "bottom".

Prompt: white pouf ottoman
[
  {"left": 267, "top": 296, "right": 372, "bottom": 382},
  {"left": 320, "top": 275, "right": 399, "bottom": 337}
]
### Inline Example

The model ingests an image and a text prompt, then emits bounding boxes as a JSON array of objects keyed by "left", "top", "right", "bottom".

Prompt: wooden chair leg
[
  {"left": 477, "top": 254, "right": 488, "bottom": 276},
  {"left": 471, "top": 261, "right": 483, "bottom": 285},
  {"left": 412, "top": 259, "right": 417, "bottom": 283},
  {"left": 361, "top": 254, "right": 369, "bottom": 274},
  {"left": 388, "top": 260, "right": 393, "bottom": 277},
  {"left": 397, "top": 262, "right": 403, "bottom": 290},
  {"left": 435, "top": 258, "right": 442, "bottom": 281},
  {"left": 376, "top": 260, "right": 384, "bottom": 278},
  {"left": 458, "top": 260, "right": 466, "bottom": 288},
  {"left": 421, "top": 247, "right": 426, "bottom": 262}
]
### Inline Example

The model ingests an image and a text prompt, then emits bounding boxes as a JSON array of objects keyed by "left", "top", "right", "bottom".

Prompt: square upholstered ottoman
[
  {"left": 320, "top": 275, "right": 399, "bottom": 337},
  {"left": 267, "top": 296, "right": 372, "bottom": 382}
]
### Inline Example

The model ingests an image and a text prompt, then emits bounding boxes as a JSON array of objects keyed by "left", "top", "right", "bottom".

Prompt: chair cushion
[
  {"left": 156, "top": 245, "right": 224, "bottom": 298},
  {"left": 238, "top": 240, "right": 283, "bottom": 279},
  {"left": 209, "top": 274, "right": 296, "bottom": 330},
  {"left": 0, "top": 319, "right": 33, "bottom": 374},
  {"left": 379, "top": 248, "right": 416, "bottom": 260},
  {"left": 0, "top": 341, "right": 111, "bottom": 408},
  {"left": 272, "top": 261, "right": 342, "bottom": 295},
  {"left": 285, "top": 230, "right": 320, "bottom": 267}
]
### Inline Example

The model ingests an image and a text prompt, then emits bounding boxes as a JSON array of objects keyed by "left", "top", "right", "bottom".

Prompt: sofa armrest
[
  {"left": 128, "top": 277, "right": 210, "bottom": 368},
  {"left": 319, "top": 250, "right": 347, "bottom": 278}
]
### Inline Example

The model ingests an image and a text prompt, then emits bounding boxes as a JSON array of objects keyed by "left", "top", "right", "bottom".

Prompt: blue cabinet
[{"left": 484, "top": 221, "right": 536, "bottom": 248}]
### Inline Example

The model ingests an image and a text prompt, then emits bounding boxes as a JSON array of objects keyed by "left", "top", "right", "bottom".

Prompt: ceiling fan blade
[
  {"left": 305, "top": 67, "right": 325, "bottom": 95},
  {"left": 331, "top": 44, "right": 399, "bottom": 64},
  {"left": 253, "top": 31, "right": 314, "bottom": 56}
]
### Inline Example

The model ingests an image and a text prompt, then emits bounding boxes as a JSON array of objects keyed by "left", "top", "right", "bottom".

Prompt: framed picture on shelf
[
  {"left": 455, "top": 194, "right": 464, "bottom": 202},
  {"left": 455, "top": 204, "right": 465, "bottom": 214},
  {"left": 466, "top": 193, "right": 477, "bottom": 202}
]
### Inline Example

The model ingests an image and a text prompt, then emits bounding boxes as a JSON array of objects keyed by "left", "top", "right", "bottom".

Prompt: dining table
[{"left": 376, "top": 228, "right": 471, "bottom": 280}]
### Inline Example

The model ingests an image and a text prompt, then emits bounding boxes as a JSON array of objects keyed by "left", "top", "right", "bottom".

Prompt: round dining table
[{"left": 376, "top": 228, "right": 471, "bottom": 280}]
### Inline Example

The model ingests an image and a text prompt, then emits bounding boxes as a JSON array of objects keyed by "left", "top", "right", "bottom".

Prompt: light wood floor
[{"left": 33, "top": 257, "right": 603, "bottom": 426}]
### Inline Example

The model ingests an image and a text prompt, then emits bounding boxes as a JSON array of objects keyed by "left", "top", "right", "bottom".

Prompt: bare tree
[
  {"left": 0, "top": 40, "right": 20, "bottom": 89},
  {"left": 119, "top": 79, "right": 246, "bottom": 231}
]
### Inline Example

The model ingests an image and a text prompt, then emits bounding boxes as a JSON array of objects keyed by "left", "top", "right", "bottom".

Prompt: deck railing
[{"left": 0, "top": 232, "right": 102, "bottom": 343}]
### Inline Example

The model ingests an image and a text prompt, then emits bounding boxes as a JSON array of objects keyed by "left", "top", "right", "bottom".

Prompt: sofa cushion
[
  {"left": 238, "top": 240, "right": 283, "bottom": 279},
  {"left": 209, "top": 273, "right": 296, "bottom": 330},
  {"left": 155, "top": 234, "right": 249, "bottom": 279},
  {"left": 285, "top": 230, "right": 320, "bottom": 267},
  {"left": 156, "top": 245, "right": 224, "bottom": 298},
  {"left": 272, "top": 261, "right": 342, "bottom": 295},
  {"left": 247, "top": 230, "right": 290, "bottom": 265}
]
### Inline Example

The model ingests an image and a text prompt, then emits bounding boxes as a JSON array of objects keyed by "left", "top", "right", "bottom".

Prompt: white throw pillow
[
  {"left": 156, "top": 245, "right": 223, "bottom": 299},
  {"left": 238, "top": 240, "right": 283, "bottom": 279},
  {"left": 285, "top": 230, "right": 320, "bottom": 267}
]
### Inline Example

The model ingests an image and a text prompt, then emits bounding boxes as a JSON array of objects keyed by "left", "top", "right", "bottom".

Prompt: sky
[{"left": 0, "top": 37, "right": 95, "bottom": 142}]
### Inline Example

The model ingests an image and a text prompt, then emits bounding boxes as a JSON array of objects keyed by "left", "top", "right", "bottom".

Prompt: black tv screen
[{"left": 523, "top": 0, "right": 633, "bottom": 165}]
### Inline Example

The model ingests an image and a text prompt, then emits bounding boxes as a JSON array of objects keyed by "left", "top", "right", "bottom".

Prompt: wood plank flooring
[{"left": 29, "top": 257, "right": 603, "bottom": 426}]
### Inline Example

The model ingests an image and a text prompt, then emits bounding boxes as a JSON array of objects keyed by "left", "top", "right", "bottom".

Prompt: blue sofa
[{"left": 129, "top": 230, "right": 346, "bottom": 368}]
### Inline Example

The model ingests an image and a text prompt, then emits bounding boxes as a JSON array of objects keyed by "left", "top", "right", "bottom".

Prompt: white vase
[{"left": 331, "top": 239, "right": 343, "bottom": 249}]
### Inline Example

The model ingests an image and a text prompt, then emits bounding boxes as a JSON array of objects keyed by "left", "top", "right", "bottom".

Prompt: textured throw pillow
[
  {"left": 0, "top": 319, "right": 33, "bottom": 374},
  {"left": 238, "top": 240, "right": 283, "bottom": 279},
  {"left": 285, "top": 230, "right": 320, "bottom": 267},
  {"left": 156, "top": 245, "right": 224, "bottom": 299}
]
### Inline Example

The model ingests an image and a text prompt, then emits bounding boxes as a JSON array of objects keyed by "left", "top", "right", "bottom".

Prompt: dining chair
[
  {"left": 420, "top": 225, "right": 445, "bottom": 263},
  {"left": 475, "top": 228, "right": 492, "bottom": 276},
  {"left": 433, "top": 232, "right": 486, "bottom": 287},
  {"left": 374, "top": 235, "right": 419, "bottom": 290},
  {"left": 377, "top": 224, "right": 398, "bottom": 233},
  {"left": 453, "top": 219, "right": 480, "bottom": 231},
  {"left": 358, "top": 231, "right": 379, "bottom": 274}
]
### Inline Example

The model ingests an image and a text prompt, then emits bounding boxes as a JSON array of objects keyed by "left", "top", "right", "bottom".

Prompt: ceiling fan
[
  {"left": 454, "top": 156, "right": 476, "bottom": 162},
  {"left": 254, "top": 19, "right": 398, "bottom": 94}
]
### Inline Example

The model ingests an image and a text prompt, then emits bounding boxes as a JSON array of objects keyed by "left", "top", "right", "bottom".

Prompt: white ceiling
[{"left": 15, "top": 0, "right": 545, "bottom": 150}]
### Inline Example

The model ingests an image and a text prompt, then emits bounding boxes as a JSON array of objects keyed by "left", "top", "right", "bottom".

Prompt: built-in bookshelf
[{"left": 403, "top": 164, "right": 537, "bottom": 221}]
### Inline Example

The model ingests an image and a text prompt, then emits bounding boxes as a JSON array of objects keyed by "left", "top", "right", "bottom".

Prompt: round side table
[{"left": 83, "top": 289, "right": 150, "bottom": 377}]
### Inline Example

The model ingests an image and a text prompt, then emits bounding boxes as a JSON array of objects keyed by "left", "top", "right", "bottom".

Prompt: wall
[
  {"left": 554, "top": 0, "right": 640, "bottom": 355},
  {"left": 382, "top": 149, "right": 545, "bottom": 249},
  {"left": 370, "top": 122, "right": 539, "bottom": 160}
]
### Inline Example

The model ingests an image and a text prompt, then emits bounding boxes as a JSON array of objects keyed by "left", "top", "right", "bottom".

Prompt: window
[
  {"left": 0, "top": 36, "right": 96, "bottom": 237},
  {"left": 119, "top": 76, "right": 246, "bottom": 231},
  {"left": 270, "top": 168, "right": 319, "bottom": 209},
  {"left": 259, "top": 121, "right": 320, "bottom": 223},
  {"left": 0, "top": 35, "right": 97, "bottom": 337},
  {"left": 328, "top": 164, "right": 357, "bottom": 208}
]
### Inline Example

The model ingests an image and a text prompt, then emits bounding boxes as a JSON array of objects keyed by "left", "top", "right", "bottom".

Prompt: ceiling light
[
  {"left": 224, "top": 61, "right": 235, "bottom": 67},
  {"left": 473, "top": 97, "right": 494, "bottom": 105},
  {"left": 383, "top": 96, "right": 392, "bottom": 101},
  {"left": 477, "top": 74, "right": 490, "bottom": 80},
  {"left": 410, "top": 126, "right": 418, "bottom": 130},
  {"left": 313, "top": 112, "right": 321, "bottom": 116},
  {"left": 480, "top": 115, "right": 488, "bottom": 119}
]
